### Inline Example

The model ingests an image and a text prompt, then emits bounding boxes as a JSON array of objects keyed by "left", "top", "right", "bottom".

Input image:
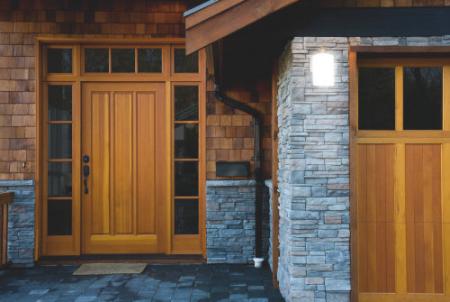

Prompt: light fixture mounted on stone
[{"left": 311, "top": 51, "right": 335, "bottom": 87}]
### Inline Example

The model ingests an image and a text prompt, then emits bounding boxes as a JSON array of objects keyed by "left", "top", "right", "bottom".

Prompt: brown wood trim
[
  {"left": 0, "top": 192, "right": 13, "bottom": 206},
  {"left": 185, "top": 0, "right": 246, "bottom": 29},
  {"left": 348, "top": 49, "right": 358, "bottom": 302},
  {"left": 185, "top": 0, "right": 299, "bottom": 54},
  {"left": 36, "top": 36, "right": 185, "bottom": 45}
]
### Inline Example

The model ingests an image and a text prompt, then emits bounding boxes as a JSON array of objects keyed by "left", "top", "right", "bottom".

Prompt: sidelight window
[
  {"left": 46, "top": 85, "right": 73, "bottom": 236},
  {"left": 173, "top": 85, "right": 200, "bottom": 235}
]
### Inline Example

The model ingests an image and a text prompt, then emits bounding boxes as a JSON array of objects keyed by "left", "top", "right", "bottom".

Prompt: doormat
[{"left": 73, "top": 263, "right": 147, "bottom": 275}]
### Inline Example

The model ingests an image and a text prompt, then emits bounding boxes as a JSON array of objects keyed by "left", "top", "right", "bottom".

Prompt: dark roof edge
[{"left": 184, "top": 0, "right": 218, "bottom": 17}]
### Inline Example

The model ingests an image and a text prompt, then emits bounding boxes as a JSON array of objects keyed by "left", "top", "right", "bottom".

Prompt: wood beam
[{"left": 185, "top": 0, "right": 299, "bottom": 54}]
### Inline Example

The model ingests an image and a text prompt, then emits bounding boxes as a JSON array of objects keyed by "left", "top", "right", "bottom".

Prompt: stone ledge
[
  {"left": 206, "top": 179, "right": 257, "bottom": 187},
  {"left": 0, "top": 180, "right": 34, "bottom": 187}
]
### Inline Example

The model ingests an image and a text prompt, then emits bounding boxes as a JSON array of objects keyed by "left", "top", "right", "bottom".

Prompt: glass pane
[
  {"left": 138, "top": 48, "right": 162, "bottom": 73},
  {"left": 175, "top": 86, "right": 198, "bottom": 121},
  {"left": 175, "top": 162, "right": 198, "bottom": 196},
  {"left": 47, "top": 48, "right": 72, "bottom": 73},
  {"left": 48, "top": 85, "right": 72, "bottom": 121},
  {"left": 48, "top": 124, "right": 72, "bottom": 159},
  {"left": 174, "top": 48, "right": 198, "bottom": 73},
  {"left": 358, "top": 68, "right": 395, "bottom": 130},
  {"left": 85, "top": 48, "right": 109, "bottom": 72},
  {"left": 404, "top": 67, "right": 442, "bottom": 130},
  {"left": 175, "top": 124, "right": 198, "bottom": 158},
  {"left": 48, "top": 162, "right": 72, "bottom": 197},
  {"left": 47, "top": 200, "right": 72, "bottom": 236},
  {"left": 111, "top": 48, "right": 135, "bottom": 73},
  {"left": 175, "top": 199, "right": 198, "bottom": 234}
]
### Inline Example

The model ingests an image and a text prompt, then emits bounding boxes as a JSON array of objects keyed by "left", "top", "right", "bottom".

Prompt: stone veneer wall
[
  {"left": 265, "top": 180, "right": 274, "bottom": 271},
  {"left": 276, "top": 36, "right": 450, "bottom": 302},
  {"left": 206, "top": 180, "right": 257, "bottom": 264},
  {"left": 0, "top": 179, "right": 34, "bottom": 266}
]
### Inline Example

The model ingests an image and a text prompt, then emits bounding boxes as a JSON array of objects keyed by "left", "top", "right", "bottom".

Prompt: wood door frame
[
  {"left": 35, "top": 37, "right": 207, "bottom": 259},
  {"left": 349, "top": 46, "right": 450, "bottom": 302}
]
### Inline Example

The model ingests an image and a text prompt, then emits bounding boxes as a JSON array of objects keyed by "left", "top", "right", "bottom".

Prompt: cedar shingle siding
[{"left": 0, "top": 1, "right": 188, "bottom": 180}]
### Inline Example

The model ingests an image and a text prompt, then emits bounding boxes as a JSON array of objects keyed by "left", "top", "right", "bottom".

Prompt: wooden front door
[
  {"left": 351, "top": 54, "right": 450, "bottom": 301},
  {"left": 81, "top": 82, "right": 169, "bottom": 254}
]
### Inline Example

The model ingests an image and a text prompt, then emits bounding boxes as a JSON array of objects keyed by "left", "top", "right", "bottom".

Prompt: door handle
[{"left": 83, "top": 165, "right": 90, "bottom": 194}]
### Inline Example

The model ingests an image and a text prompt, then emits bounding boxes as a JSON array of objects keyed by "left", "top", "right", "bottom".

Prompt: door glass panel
[
  {"left": 175, "top": 199, "right": 198, "bottom": 234},
  {"left": 48, "top": 124, "right": 72, "bottom": 158},
  {"left": 48, "top": 85, "right": 72, "bottom": 121},
  {"left": 174, "top": 48, "right": 198, "bottom": 73},
  {"left": 47, "top": 48, "right": 72, "bottom": 73},
  {"left": 358, "top": 68, "right": 395, "bottom": 130},
  {"left": 404, "top": 67, "right": 442, "bottom": 130},
  {"left": 175, "top": 162, "right": 198, "bottom": 196},
  {"left": 48, "top": 162, "right": 72, "bottom": 197},
  {"left": 47, "top": 200, "right": 72, "bottom": 236},
  {"left": 175, "top": 86, "right": 198, "bottom": 121},
  {"left": 85, "top": 48, "right": 109, "bottom": 72},
  {"left": 175, "top": 124, "right": 198, "bottom": 158},
  {"left": 138, "top": 48, "right": 162, "bottom": 73},
  {"left": 111, "top": 48, "right": 135, "bottom": 73}
]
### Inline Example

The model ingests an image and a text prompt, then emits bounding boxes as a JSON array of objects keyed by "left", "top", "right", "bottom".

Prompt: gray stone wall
[
  {"left": 276, "top": 36, "right": 450, "bottom": 302},
  {"left": 265, "top": 180, "right": 274, "bottom": 271},
  {"left": 206, "top": 180, "right": 256, "bottom": 264},
  {"left": 0, "top": 180, "right": 35, "bottom": 266}
]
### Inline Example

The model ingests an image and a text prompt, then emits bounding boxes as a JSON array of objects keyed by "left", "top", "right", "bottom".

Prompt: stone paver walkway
[{"left": 0, "top": 264, "right": 284, "bottom": 301}]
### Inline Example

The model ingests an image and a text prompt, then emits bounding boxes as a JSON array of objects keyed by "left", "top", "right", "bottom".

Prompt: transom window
[{"left": 358, "top": 59, "right": 446, "bottom": 131}]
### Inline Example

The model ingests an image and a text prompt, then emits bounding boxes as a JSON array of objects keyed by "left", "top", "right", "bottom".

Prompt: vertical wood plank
[
  {"left": 395, "top": 143, "right": 407, "bottom": 293},
  {"left": 442, "top": 143, "right": 450, "bottom": 296},
  {"left": 136, "top": 92, "right": 156, "bottom": 234},
  {"left": 91, "top": 92, "right": 110, "bottom": 235},
  {"left": 113, "top": 92, "right": 133, "bottom": 234},
  {"left": 405, "top": 144, "right": 443, "bottom": 293}
]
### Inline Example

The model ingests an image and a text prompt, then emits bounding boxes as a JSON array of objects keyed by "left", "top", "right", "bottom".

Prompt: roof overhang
[{"left": 184, "top": 0, "right": 300, "bottom": 54}]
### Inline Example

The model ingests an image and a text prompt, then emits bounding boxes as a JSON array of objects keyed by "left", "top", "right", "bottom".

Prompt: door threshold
[{"left": 38, "top": 254, "right": 205, "bottom": 265}]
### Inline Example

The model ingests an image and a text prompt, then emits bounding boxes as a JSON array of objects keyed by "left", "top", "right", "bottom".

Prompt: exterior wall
[
  {"left": 0, "top": 180, "right": 34, "bottom": 266},
  {"left": 206, "top": 180, "right": 256, "bottom": 263},
  {"left": 276, "top": 35, "right": 450, "bottom": 302},
  {"left": 0, "top": 0, "right": 188, "bottom": 181},
  {"left": 265, "top": 179, "right": 274, "bottom": 271},
  {"left": 206, "top": 83, "right": 272, "bottom": 180}
]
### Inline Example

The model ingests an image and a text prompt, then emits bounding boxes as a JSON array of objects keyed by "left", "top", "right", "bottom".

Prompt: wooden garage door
[{"left": 351, "top": 55, "right": 450, "bottom": 302}]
